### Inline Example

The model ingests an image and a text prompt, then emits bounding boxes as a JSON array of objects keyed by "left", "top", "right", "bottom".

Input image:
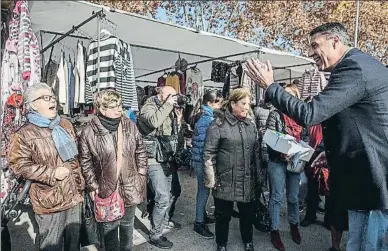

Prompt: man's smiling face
[{"left": 308, "top": 33, "right": 336, "bottom": 72}]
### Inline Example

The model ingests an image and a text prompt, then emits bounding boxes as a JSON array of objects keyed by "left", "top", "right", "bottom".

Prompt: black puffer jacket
[
  {"left": 203, "top": 108, "right": 259, "bottom": 203},
  {"left": 265, "top": 109, "right": 288, "bottom": 163},
  {"left": 254, "top": 103, "right": 275, "bottom": 164}
]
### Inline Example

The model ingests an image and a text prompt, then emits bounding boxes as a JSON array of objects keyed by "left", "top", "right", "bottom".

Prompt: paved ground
[{"left": 7, "top": 168, "right": 347, "bottom": 251}]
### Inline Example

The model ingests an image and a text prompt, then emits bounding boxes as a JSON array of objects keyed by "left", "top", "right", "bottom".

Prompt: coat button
[{"left": 246, "top": 146, "right": 250, "bottom": 149}]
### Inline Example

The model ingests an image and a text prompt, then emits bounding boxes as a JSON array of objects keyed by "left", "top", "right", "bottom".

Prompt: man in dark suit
[{"left": 247, "top": 23, "right": 388, "bottom": 251}]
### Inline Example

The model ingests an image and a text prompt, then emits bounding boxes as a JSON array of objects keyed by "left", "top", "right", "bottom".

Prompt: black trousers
[
  {"left": 305, "top": 175, "right": 321, "bottom": 221},
  {"left": 214, "top": 198, "right": 254, "bottom": 246}
]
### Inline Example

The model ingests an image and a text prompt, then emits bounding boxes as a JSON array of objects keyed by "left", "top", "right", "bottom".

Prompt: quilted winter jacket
[
  {"left": 191, "top": 105, "right": 214, "bottom": 164},
  {"left": 266, "top": 109, "right": 288, "bottom": 162},
  {"left": 203, "top": 108, "right": 260, "bottom": 203}
]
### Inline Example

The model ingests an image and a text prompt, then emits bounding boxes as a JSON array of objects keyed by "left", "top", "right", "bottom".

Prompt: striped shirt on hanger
[
  {"left": 115, "top": 41, "right": 138, "bottom": 111},
  {"left": 297, "top": 68, "right": 327, "bottom": 100},
  {"left": 86, "top": 36, "right": 121, "bottom": 92}
]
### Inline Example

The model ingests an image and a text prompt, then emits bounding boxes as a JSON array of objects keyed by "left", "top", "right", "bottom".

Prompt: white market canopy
[{"left": 30, "top": 1, "right": 315, "bottom": 88}]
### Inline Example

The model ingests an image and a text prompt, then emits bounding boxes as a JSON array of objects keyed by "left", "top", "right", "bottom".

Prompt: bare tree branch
[{"left": 224, "top": 1, "right": 239, "bottom": 36}]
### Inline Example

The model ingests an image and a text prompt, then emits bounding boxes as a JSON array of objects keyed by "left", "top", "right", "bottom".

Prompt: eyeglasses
[
  {"left": 32, "top": 95, "right": 56, "bottom": 102},
  {"left": 104, "top": 103, "right": 123, "bottom": 111}
]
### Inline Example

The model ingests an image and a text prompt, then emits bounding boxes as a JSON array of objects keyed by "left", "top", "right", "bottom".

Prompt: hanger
[{"left": 99, "top": 28, "right": 112, "bottom": 40}]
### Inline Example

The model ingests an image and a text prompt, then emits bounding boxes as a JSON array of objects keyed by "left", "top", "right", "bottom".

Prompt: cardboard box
[{"left": 263, "top": 129, "right": 314, "bottom": 161}]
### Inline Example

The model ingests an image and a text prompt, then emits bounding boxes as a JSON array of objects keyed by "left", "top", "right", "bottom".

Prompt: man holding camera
[{"left": 137, "top": 86, "right": 183, "bottom": 249}]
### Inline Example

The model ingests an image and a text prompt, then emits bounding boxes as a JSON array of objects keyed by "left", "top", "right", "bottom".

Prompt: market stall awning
[{"left": 30, "top": 0, "right": 315, "bottom": 87}]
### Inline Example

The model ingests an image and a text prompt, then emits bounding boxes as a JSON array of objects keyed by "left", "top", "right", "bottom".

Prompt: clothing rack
[
  {"left": 135, "top": 50, "right": 261, "bottom": 80},
  {"left": 40, "top": 10, "right": 104, "bottom": 54},
  {"left": 40, "top": 30, "right": 90, "bottom": 40},
  {"left": 136, "top": 50, "right": 315, "bottom": 80}
]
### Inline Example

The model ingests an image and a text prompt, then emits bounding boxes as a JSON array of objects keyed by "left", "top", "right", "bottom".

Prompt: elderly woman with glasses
[
  {"left": 79, "top": 89, "right": 148, "bottom": 251},
  {"left": 9, "top": 83, "right": 85, "bottom": 251}
]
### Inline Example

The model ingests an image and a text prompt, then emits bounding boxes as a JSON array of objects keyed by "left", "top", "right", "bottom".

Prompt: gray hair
[
  {"left": 309, "top": 22, "right": 351, "bottom": 46},
  {"left": 24, "top": 82, "right": 53, "bottom": 110}
]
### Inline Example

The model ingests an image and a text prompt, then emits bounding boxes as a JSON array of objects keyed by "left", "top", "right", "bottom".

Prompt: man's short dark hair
[{"left": 310, "top": 22, "right": 351, "bottom": 46}]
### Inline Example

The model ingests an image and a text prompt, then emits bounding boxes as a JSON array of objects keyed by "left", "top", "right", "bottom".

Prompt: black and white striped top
[
  {"left": 86, "top": 36, "right": 138, "bottom": 110},
  {"left": 86, "top": 36, "right": 121, "bottom": 92},
  {"left": 115, "top": 41, "right": 138, "bottom": 111}
]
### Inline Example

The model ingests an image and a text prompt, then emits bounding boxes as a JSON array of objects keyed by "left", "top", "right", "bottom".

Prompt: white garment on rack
[
  {"left": 63, "top": 59, "right": 70, "bottom": 115},
  {"left": 75, "top": 42, "right": 86, "bottom": 105},
  {"left": 57, "top": 54, "right": 67, "bottom": 112}
]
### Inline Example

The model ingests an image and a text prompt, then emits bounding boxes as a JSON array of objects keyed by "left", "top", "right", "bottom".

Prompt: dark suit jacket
[{"left": 265, "top": 48, "right": 388, "bottom": 210}]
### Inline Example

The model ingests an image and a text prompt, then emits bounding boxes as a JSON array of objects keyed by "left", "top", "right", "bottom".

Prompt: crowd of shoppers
[{"left": 4, "top": 22, "right": 388, "bottom": 251}]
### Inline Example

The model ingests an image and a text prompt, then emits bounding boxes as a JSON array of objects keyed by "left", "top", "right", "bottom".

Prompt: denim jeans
[
  {"left": 268, "top": 161, "right": 300, "bottom": 230},
  {"left": 100, "top": 206, "right": 136, "bottom": 251},
  {"left": 192, "top": 162, "right": 210, "bottom": 224},
  {"left": 148, "top": 164, "right": 173, "bottom": 240},
  {"left": 347, "top": 210, "right": 388, "bottom": 251}
]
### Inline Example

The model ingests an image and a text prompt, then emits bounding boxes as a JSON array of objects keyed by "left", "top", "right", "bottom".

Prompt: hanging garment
[
  {"left": 166, "top": 74, "right": 180, "bottom": 93},
  {"left": 229, "top": 66, "right": 240, "bottom": 90},
  {"left": 86, "top": 35, "right": 121, "bottom": 92},
  {"left": 1, "top": 44, "right": 22, "bottom": 112},
  {"left": 222, "top": 72, "right": 230, "bottom": 99},
  {"left": 211, "top": 61, "right": 229, "bottom": 83},
  {"left": 115, "top": 41, "right": 139, "bottom": 111},
  {"left": 1, "top": 93, "right": 25, "bottom": 167},
  {"left": 178, "top": 71, "right": 186, "bottom": 95},
  {"left": 76, "top": 42, "right": 86, "bottom": 105},
  {"left": 157, "top": 75, "right": 166, "bottom": 87},
  {"left": 298, "top": 68, "right": 327, "bottom": 99},
  {"left": 240, "top": 66, "right": 260, "bottom": 105},
  {"left": 62, "top": 59, "right": 70, "bottom": 115},
  {"left": 73, "top": 65, "right": 80, "bottom": 109},
  {"left": 57, "top": 54, "right": 67, "bottom": 111},
  {"left": 15, "top": 0, "right": 41, "bottom": 86},
  {"left": 185, "top": 68, "right": 204, "bottom": 106},
  {"left": 43, "top": 60, "right": 59, "bottom": 103},
  {"left": 68, "top": 61, "right": 75, "bottom": 111}
]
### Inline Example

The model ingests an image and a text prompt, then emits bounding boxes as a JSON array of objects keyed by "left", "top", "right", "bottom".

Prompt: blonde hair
[
  {"left": 283, "top": 83, "right": 301, "bottom": 99},
  {"left": 222, "top": 88, "right": 252, "bottom": 110},
  {"left": 94, "top": 89, "right": 122, "bottom": 109}
]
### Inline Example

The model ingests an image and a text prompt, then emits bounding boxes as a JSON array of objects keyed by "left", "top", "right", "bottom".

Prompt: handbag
[
  {"left": 144, "top": 136, "right": 157, "bottom": 159},
  {"left": 94, "top": 123, "right": 125, "bottom": 223},
  {"left": 155, "top": 135, "right": 177, "bottom": 163},
  {"left": 253, "top": 188, "right": 271, "bottom": 233}
]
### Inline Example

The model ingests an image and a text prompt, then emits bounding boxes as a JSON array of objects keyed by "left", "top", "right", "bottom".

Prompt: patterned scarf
[{"left": 27, "top": 111, "right": 78, "bottom": 162}]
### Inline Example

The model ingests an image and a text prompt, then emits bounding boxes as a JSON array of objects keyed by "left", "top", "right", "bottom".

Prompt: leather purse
[{"left": 94, "top": 123, "right": 125, "bottom": 222}]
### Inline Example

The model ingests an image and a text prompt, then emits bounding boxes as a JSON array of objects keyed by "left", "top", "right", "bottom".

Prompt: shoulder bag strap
[{"left": 115, "top": 122, "right": 123, "bottom": 190}]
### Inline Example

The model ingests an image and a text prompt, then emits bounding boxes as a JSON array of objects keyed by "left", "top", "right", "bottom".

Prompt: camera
[{"left": 173, "top": 94, "right": 191, "bottom": 109}]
